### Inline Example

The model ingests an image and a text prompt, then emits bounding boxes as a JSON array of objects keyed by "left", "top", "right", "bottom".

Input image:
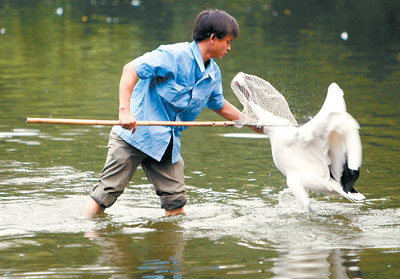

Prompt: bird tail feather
[{"left": 329, "top": 181, "right": 365, "bottom": 202}]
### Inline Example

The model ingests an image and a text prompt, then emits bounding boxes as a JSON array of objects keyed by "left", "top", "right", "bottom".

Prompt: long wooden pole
[{"left": 26, "top": 117, "right": 236, "bottom": 127}]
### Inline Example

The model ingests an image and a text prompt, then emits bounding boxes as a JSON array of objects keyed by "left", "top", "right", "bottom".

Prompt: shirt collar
[{"left": 190, "top": 41, "right": 216, "bottom": 80}]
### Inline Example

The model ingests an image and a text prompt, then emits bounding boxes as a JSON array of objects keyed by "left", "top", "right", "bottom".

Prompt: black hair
[{"left": 192, "top": 9, "right": 240, "bottom": 42}]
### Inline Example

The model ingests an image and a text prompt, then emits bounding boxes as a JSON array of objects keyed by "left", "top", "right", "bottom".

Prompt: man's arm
[
  {"left": 213, "top": 100, "right": 241, "bottom": 121},
  {"left": 118, "top": 61, "right": 138, "bottom": 132}
]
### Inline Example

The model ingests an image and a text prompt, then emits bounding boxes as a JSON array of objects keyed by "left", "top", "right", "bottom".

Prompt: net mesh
[{"left": 230, "top": 72, "right": 298, "bottom": 127}]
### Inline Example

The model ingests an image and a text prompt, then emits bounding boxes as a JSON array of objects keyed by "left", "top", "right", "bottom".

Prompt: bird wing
[
  {"left": 297, "top": 83, "right": 362, "bottom": 182},
  {"left": 324, "top": 112, "right": 362, "bottom": 180}
]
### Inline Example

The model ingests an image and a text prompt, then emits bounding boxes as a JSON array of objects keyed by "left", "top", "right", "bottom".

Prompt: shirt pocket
[{"left": 157, "top": 79, "right": 193, "bottom": 112}]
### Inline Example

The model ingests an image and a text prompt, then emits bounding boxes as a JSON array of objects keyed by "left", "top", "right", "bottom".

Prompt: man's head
[{"left": 192, "top": 9, "right": 240, "bottom": 42}]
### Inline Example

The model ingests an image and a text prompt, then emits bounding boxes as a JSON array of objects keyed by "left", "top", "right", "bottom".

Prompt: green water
[{"left": 1, "top": 0, "right": 399, "bottom": 278}]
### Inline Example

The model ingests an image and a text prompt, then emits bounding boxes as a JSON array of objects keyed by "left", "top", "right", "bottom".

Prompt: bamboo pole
[{"left": 26, "top": 117, "right": 236, "bottom": 127}]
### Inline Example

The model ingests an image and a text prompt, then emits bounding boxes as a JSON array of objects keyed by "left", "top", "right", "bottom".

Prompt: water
[{"left": 1, "top": 0, "right": 400, "bottom": 278}]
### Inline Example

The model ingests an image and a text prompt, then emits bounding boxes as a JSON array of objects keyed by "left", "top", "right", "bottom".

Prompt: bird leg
[{"left": 286, "top": 177, "right": 312, "bottom": 213}]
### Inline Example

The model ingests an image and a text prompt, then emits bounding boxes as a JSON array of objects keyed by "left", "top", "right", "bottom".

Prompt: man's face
[{"left": 211, "top": 35, "right": 234, "bottom": 59}]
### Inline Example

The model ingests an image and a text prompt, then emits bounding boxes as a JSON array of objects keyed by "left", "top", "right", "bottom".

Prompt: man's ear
[{"left": 210, "top": 33, "right": 215, "bottom": 44}]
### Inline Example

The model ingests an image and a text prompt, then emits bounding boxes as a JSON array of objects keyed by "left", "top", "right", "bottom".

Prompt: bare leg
[
  {"left": 82, "top": 197, "right": 105, "bottom": 217},
  {"left": 165, "top": 207, "right": 185, "bottom": 216}
]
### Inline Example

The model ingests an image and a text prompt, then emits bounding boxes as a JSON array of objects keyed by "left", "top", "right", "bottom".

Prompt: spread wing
[{"left": 297, "top": 83, "right": 363, "bottom": 198}]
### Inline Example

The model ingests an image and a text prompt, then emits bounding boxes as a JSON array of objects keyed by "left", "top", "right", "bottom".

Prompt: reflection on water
[
  {"left": 1, "top": 211, "right": 369, "bottom": 278},
  {"left": 1, "top": 167, "right": 399, "bottom": 277},
  {"left": 83, "top": 219, "right": 365, "bottom": 278},
  {"left": 85, "top": 221, "right": 186, "bottom": 278},
  {"left": 1, "top": 0, "right": 400, "bottom": 277},
  {"left": 270, "top": 248, "right": 362, "bottom": 279}
]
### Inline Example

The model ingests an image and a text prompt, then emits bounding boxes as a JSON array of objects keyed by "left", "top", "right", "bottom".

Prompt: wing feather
[{"left": 297, "top": 83, "right": 362, "bottom": 182}]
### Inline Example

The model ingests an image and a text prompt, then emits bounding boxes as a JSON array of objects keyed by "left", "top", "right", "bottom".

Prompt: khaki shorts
[{"left": 90, "top": 131, "right": 187, "bottom": 210}]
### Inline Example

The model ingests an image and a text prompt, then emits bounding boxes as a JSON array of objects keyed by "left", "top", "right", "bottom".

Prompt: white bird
[{"left": 232, "top": 75, "right": 365, "bottom": 212}]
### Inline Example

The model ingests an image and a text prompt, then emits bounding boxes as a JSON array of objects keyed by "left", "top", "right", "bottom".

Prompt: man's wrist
[{"left": 119, "top": 107, "right": 129, "bottom": 112}]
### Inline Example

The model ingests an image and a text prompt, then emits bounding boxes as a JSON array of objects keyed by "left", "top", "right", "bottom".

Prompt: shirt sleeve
[
  {"left": 132, "top": 46, "right": 176, "bottom": 80},
  {"left": 206, "top": 78, "right": 225, "bottom": 110}
]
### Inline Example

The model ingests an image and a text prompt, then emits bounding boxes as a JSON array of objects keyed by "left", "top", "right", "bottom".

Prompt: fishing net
[{"left": 230, "top": 72, "right": 298, "bottom": 127}]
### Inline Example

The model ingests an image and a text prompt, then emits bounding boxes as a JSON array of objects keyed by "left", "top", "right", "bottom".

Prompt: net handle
[
  {"left": 26, "top": 118, "right": 295, "bottom": 127},
  {"left": 26, "top": 118, "right": 236, "bottom": 127}
]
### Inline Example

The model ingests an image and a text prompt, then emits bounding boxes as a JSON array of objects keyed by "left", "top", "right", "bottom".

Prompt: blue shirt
[{"left": 113, "top": 41, "right": 225, "bottom": 164}]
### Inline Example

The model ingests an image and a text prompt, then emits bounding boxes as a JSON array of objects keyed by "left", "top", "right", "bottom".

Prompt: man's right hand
[{"left": 119, "top": 109, "right": 137, "bottom": 133}]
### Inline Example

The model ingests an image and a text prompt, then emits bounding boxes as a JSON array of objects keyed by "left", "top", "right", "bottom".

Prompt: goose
[{"left": 231, "top": 73, "right": 365, "bottom": 212}]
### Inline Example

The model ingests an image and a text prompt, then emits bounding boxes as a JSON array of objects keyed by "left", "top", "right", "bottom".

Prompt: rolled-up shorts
[{"left": 89, "top": 131, "right": 187, "bottom": 210}]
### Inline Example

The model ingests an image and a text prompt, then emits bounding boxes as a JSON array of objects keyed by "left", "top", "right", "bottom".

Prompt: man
[{"left": 83, "top": 9, "right": 242, "bottom": 217}]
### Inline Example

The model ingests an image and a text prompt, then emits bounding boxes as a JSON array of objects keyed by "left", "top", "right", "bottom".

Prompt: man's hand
[
  {"left": 250, "top": 125, "right": 265, "bottom": 134},
  {"left": 119, "top": 108, "right": 137, "bottom": 133},
  {"left": 118, "top": 62, "right": 138, "bottom": 133}
]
